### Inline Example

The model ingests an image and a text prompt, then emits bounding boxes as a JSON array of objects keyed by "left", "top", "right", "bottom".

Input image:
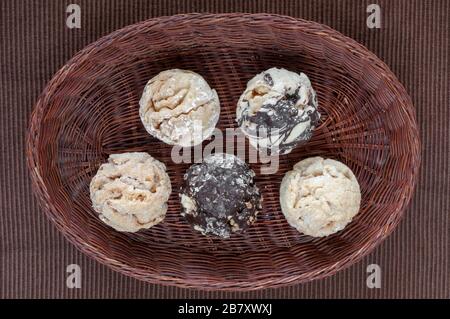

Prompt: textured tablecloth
[{"left": 0, "top": 0, "right": 448, "bottom": 298}]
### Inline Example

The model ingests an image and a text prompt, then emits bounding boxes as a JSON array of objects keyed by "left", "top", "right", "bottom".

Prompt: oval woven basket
[{"left": 27, "top": 13, "right": 420, "bottom": 290}]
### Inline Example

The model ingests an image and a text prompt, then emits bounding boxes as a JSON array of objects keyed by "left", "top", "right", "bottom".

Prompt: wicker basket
[{"left": 26, "top": 13, "right": 420, "bottom": 290}]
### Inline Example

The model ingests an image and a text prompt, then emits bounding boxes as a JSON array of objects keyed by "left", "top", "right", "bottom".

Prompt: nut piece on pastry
[
  {"left": 237, "top": 67, "right": 320, "bottom": 155},
  {"left": 139, "top": 69, "right": 220, "bottom": 147},
  {"left": 280, "top": 156, "right": 361, "bottom": 237},
  {"left": 90, "top": 152, "right": 171, "bottom": 232}
]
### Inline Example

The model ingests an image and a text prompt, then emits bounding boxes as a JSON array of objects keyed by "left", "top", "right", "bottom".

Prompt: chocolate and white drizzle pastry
[
  {"left": 180, "top": 153, "right": 262, "bottom": 238},
  {"left": 236, "top": 67, "right": 320, "bottom": 155}
]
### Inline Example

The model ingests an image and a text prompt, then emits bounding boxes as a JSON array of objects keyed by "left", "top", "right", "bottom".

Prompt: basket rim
[{"left": 26, "top": 13, "right": 421, "bottom": 291}]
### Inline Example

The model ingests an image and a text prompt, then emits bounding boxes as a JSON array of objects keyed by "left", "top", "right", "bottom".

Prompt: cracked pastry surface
[
  {"left": 139, "top": 69, "right": 220, "bottom": 147},
  {"left": 180, "top": 153, "right": 262, "bottom": 238},
  {"left": 90, "top": 152, "right": 171, "bottom": 232},
  {"left": 236, "top": 67, "right": 320, "bottom": 155},
  {"left": 280, "top": 156, "right": 361, "bottom": 237}
]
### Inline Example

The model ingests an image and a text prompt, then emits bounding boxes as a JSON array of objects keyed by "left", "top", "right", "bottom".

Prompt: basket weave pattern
[{"left": 27, "top": 14, "right": 420, "bottom": 290}]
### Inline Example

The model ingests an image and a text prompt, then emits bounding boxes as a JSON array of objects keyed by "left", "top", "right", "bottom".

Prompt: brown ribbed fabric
[{"left": 0, "top": 0, "right": 448, "bottom": 298}]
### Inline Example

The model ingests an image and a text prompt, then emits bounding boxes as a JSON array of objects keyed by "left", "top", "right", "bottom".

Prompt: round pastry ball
[
  {"left": 180, "top": 153, "right": 262, "bottom": 238},
  {"left": 90, "top": 152, "right": 171, "bottom": 232},
  {"left": 280, "top": 157, "right": 361, "bottom": 237},
  {"left": 236, "top": 67, "right": 320, "bottom": 155},
  {"left": 139, "top": 69, "right": 220, "bottom": 147}
]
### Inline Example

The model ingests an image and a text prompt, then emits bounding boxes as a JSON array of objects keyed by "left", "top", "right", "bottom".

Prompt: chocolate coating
[{"left": 180, "top": 153, "right": 262, "bottom": 238}]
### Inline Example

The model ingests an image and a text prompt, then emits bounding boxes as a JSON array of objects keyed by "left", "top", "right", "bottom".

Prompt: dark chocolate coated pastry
[{"left": 180, "top": 153, "right": 262, "bottom": 238}]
